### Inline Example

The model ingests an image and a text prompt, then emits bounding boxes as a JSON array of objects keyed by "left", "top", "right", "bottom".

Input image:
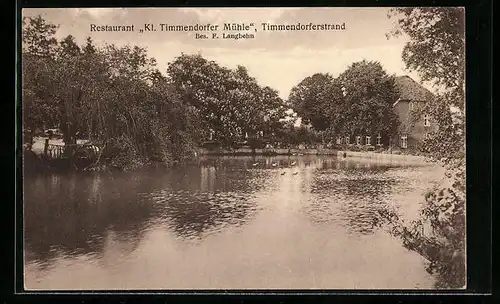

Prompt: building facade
[
  {"left": 335, "top": 75, "right": 436, "bottom": 150},
  {"left": 392, "top": 75, "right": 436, "bottom": 150}
]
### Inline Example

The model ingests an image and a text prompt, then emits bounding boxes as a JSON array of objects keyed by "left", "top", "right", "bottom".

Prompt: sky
[{"left": 22, "top": 7, "right": 431, "bottom": 100}]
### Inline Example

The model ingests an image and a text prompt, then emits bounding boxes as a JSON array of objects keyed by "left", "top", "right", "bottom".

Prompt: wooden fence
[{"left": 43, "top": 139, "right": 101, "bottom": 161}]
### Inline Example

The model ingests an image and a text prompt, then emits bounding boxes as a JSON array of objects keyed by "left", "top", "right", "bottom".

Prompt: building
[
  {"left": 335, "top": 75, "right": 436, "bottom": 150},
  {"left": 392, "top": 75, "right": 436, "bottom": 150}
]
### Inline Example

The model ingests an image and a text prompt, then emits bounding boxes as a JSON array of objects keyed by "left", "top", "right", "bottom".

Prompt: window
[
  {"left": 423, "top": 114, "right": 430, "bottom": 127},
  {"left": 376, "top": 133, "right": 382, "bottom": 146},
  {"left": 365, "top": 136, "right": 371, "bottom": 146},
  {"left": 409, "top": 102, "right": 414, "bottom": 111},
  {"left": 400, "top": 134, "right": 408, "bottom": 149},
  {"left": 336, "top": 137, "right": 342, "bottom": 145},
  {"left": 356, "top": 136, "right": 361, "bottom": 146},
  {"left": 345, "top": 136, "right": 350, "bottom": 145}
]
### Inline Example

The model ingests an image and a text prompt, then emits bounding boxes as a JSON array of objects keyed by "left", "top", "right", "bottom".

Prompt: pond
[{"left": 23, "top": 155, "right": 443, "bottom": 290}]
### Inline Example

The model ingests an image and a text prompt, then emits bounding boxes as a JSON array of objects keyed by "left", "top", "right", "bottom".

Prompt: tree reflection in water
[
  {"left": 24, "top": 171, "right": 160, "bottom": 270},
  {"left": 153, "top": 190, "right": 258, "bottom": 240},
  {"left": 23, "top": 160, "right": 270, "bottom": 268},
  {"left": 24, "top": 156, "right": 437, "bottom": 289},
  {"left": 304, "top": 159, "right": 398, "bottom": 235},
  {"left": 150, "top": 158, "right": 274, "bottom": 240}
]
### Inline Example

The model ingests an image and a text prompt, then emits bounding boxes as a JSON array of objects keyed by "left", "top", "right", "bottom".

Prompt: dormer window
[
  {"left": 345, "top": 136, "right": 350, "bottom": 145},
  {"left": 376, "top": 133, "right": 382, "bottom": 146},
  {"left": 365, "top": 136, "right": 371, "bottom": 146},
  {"left": 423, "top": 114, "right": 430, "bottom": 127},
  {"left": 356, "top": 136, "right": 361, "bottom": 146}
]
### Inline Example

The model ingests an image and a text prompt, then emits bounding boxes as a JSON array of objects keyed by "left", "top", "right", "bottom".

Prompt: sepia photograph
[{"left": 21, "top": 7, "right": 466, "bottom": 290}]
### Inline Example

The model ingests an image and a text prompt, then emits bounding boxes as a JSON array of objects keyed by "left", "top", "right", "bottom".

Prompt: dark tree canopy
[
  {"left": 387, "top": 8, "right": 465, "bottom": 111},
  {"left": 167, "top": 53, "right": 286, "bottom": 145},
  {"left": 21, "top": 15, "right": 207, "bottom": 169},
  {"left": 287, "top": 73, "right": 339, "bottom": 131},
  {"left": 383, "top": 8, "right": 466, "bottom": 290},
  {"left": 22, "top": 15, "right": 59, "bottom": 58},
  {"left": 337, "top": 60, "right": 400, "bottom": 136},
  {"left": 288, "top": 61, "right": 399, "bottom": 139}
]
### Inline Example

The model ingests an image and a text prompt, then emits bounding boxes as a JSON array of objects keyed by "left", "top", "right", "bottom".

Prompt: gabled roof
[{"left": 393, "top": 75, "right": 435, "bottom": 107}]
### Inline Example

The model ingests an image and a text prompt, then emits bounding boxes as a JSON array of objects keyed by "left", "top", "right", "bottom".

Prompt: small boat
[
  {"left": 292, "top": 172, "right": 299, "bottom": 175},
  {"left": 280, "top": 172, "right": 286, "bottom": 175},
  {"left": 290, "top": 161, "right": 297, "bottom": 166},
  {"left": 252, "top": 163, "right": 259, "bottom": 167},
  {"left": 271, "top": 162, "right": 278, "bottom": 167}
]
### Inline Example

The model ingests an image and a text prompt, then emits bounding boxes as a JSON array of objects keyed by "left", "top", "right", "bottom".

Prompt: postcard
[{"left": 21, "top": 7, "right": 466, "bottom": 291}]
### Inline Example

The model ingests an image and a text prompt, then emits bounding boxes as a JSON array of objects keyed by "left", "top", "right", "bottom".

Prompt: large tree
[
  {"left": 167, "top": 54, "right": 286, "bottom": 145},
  {"left": 21, "top": 16, "right": 60, "bottom": 146},
  {"left": 22, "top": 15, "right": 59, "bottom": 57},
  {"left": 336, "top": 60, "right": 400, "bottom": 137},
  {"left": 22, "top": 16, "right": 205, "bottom": 169},
  {"left": 167, "top": 54, "right": 238, "bottom": 143},
  {"left": 288, "top": 73, "right": 343, "bottom": 131},
  {"left": 378, "top": 8, "right": 466, "bottom": 289},
  {"left": 387, "top": 8, "right": 465, "bottom": 111}
]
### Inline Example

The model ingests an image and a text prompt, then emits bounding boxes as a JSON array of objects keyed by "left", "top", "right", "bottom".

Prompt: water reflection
[
  {"left": 24, "top": 171, "right": 158, "bottom": 271},
  {"left": 281, "top": 158, "right": 398, "bottom": 235},
  {"left": 24, "top": 156, "right": 439, "bottom": 290},
  {"left": 154, "top": 191, "right": 256, "bottom": 239},
  {"left": 24, "top": 161, "right": 273, "bottom": 267}
]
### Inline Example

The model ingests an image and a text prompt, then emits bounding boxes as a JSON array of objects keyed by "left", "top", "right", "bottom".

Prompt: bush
[
  {"left": 359, "top": 145, "right": 375, "bottom": 152},
  {"left": 247, "top": 138, "right": 267, "bottom": 149},
  {"left": 350, "top": 145, "right": 361, "bottom": 152},
  {"left": 103, "top": 135, "right": 147, "bottom": 171},
  {"left": 377, "top": 171, "right": 465, "bottom": 288},
  {"left": 201, "top": 141, "right": 221, "bottom": 150}
]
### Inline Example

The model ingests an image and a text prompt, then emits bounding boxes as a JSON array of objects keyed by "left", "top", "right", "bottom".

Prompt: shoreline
[
  {"left": 198, "top": 148, "right": 430, "bottom": 162},
  {"left": 24, "top": 144, "right": 432, "bottom": 174},
  {"left": 198, "top": 148, "right": 339, "bottom": 156},
  {"left": 337, "top": 150, "right": 430, "bottom": 165}
]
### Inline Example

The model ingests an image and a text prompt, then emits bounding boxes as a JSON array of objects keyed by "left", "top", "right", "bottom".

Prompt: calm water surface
[{"left": 24, "top": 156, "right": 443, "bottom": 290}]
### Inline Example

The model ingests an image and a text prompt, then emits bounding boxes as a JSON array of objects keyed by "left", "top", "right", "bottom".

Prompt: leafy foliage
[
  {"left": 387, "top": 8, "right": 465, "bottom": 111},
  {"left": 22, "top": 16, "right": 201, "bottom": 169},
  {"left": 336, "top": 60, "right": 400, "bottom": 136},
  {"left": 288, "top": 61, "right": 399, "bottom": 140},
  {"left": 167, "top": 54, "right": 287, "bottom": 146},
  {"left": 288, "top": 73, "right": 342, "bottom": 131},
  {"left": 379, "top": 8, "right": 466, "bottom": 289},
  {"left": 22, "top": 16, "right": 289, "bottom": 169}
]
